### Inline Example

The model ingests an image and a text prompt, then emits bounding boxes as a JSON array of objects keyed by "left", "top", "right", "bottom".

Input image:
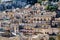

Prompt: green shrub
[
  {"left": 45, "top": 4, "right": 58, "bottom": 11},
  {"left": 37, "top": 0, "right": 42, "bottom": 5},
  {"left": 49, "top": 37, "right": 55, "bottom": 40}
]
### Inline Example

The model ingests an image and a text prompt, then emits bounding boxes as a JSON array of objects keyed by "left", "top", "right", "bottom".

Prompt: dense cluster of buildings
[{"left": 0, "top": 0, "right": 60, "bottom": 40}]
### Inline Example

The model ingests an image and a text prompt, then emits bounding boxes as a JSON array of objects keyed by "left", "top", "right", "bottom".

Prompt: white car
[{"left": 12, "top": 32, "right": 16, "bottom": 36}]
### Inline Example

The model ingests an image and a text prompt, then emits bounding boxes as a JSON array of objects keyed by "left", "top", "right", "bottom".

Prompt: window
[
  {"left": 34, "top": 18, "right": 36, "bottom": 21},
  {"left": 37, "top": 19, "right": 39, "bottom": 21},
  {"left": 41, "top": 19, "right": 42, "bottom": 21},
  {"left": 44, "top": 19, "right": 46, "bottom": 21},
  {"left": 41, "top": 13, "right": 43, "bottom": 15}
]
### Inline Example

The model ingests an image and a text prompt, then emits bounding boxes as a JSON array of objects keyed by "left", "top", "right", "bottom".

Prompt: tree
[
  {"left": 45, "top": 4, "right": 58, "bottom": 11},
  {"left": 37, "top": 0, "right": 42, "bottom": 5},
  {"left": 49, "top": 37, "right": 55, "bottom": 40},
  {"left": 57, "top": 35, "right": 60, "bottom": 40},
  {"left": 0, "top": 0, "right": 1, "bottom": 3},
  {"left": 37, "top": 0, "right": 47, "bottom": 5},
  {"left": 48, "top": 0, "right": 59, "bottom": 2}
]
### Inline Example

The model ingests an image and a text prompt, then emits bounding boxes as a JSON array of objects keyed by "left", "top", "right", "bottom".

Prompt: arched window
[
  {"left": 37, "top": 18, "right": 39, "bottom": 21},
  {"left": 41, "top": 19, "right": 42, "bottom": 21},
  {"left": 34, "top": 18, "right": 36, "bottom": 21},
  {"left": 44, "top": 19, "right": 46, "bottom": 21}
]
